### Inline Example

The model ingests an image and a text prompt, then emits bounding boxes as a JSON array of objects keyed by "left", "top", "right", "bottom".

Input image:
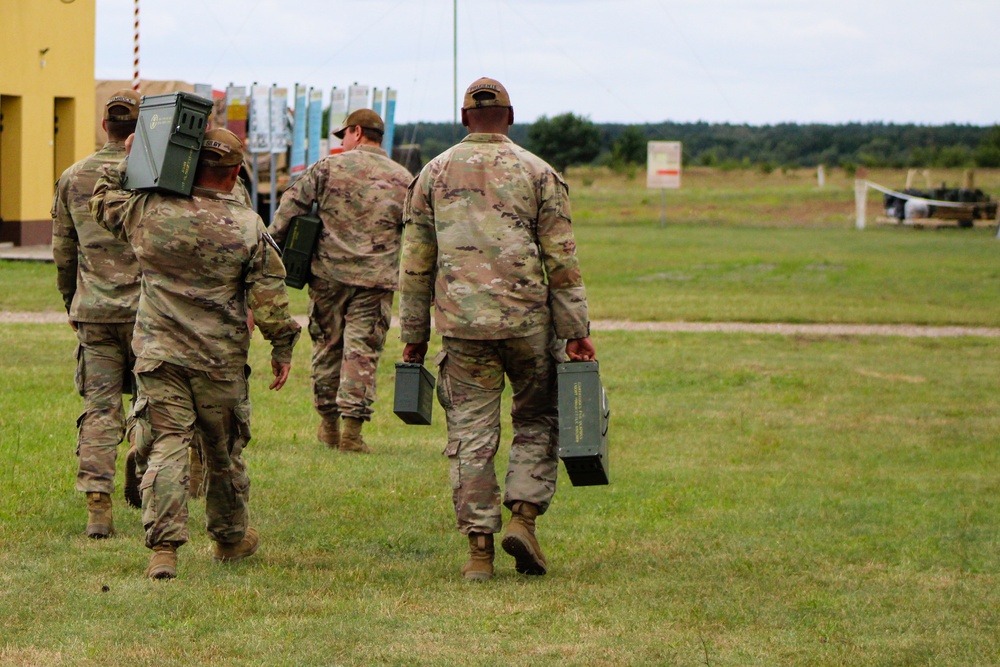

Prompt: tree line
[{"left": 393, "top": 117, "right": 1000, "bottom": 173}]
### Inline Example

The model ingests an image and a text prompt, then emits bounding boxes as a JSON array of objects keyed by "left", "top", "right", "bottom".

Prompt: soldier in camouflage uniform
[
  {"left": 270, "top": 109, "right": 411, "bottom": 454},
  {"left": 52, "top": 89, "right": 141, "bottom": 538},
  {"left": 399, "top": 78, "right": 596, "bottom": 581},
  {"left": 90, "top": 129, "right": 301, "bottom": 579}
]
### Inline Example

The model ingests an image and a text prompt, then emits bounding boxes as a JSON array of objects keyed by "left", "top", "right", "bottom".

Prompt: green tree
[
  {"left": 937, "top": 145, "right": 972, "bottom": 168},
  {"left": 611, "top": 126, "right": 647, "bottom": 166},
  {"left": 974, "top": 125, "right": 1000, "bottom": 168},
  {"left": 527, "top": 113, "right": 602, "bottom": 173}
]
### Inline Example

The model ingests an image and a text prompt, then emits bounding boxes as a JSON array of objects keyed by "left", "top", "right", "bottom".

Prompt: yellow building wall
[{"left": 1, "top": 0, "right": 95, "bottom": 245}]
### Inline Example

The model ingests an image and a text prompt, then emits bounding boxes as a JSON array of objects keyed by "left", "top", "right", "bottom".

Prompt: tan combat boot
[
  {"left": 146, "top": 542, "right": 178, "bottom": 579},
  {"left": 460, "top": 532, "right": 495, "bottom": 582},
  {"left": 86, "top": 492, "right": 114, "bottom": 539},
  {"left": 188, "top": 443, "right": 206, "bottom": 499},
  {"left": 317, "top": 413, "right": 341, "bottom": 449},
  {"left": 501, "top": 501, "right": 547, "bottom": 575},
  {"left": 213, "top": 527, "right": 260, "bottom": 563},
  {"left": 339, "top": 417, "right": 371, "bottom": 454}
]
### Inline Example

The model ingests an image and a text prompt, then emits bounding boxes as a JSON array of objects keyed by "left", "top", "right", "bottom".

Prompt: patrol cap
[
  {"left": 332, "top": 108, "right": 385, "bottom": 139},
  {"left": 104, "top": 89, "right": 141, "bottom": 122},
  {"left": 199, "top": 128, "right": 245, "bottom": 168},
  {"left": 462, "top": 77, "right": 511, "bottom": 110}
]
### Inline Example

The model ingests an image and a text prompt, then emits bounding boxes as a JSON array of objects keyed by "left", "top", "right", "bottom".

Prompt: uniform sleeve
[
  {"left": 89, "top": 160, "right": 139, "bottom": 242},
  {"left": 536, "top": 171, "right": 590, "bottom": 340},
  {"left": 398, "top": 174, "right": 438, "bottom": 344},
  {"left": 268, "top": 163, "right": 321, "bottom": 247},
  {"left": 51, "top": 176, "right": 78, "bottom": 314},
  {"left": 245, "top": 220, "right": 302, "bottom": 363}
]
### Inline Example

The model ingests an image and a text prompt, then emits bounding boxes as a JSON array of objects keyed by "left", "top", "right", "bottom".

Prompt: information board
[{"left": 647, "top": 141, "right": 682, "bottom": 189}]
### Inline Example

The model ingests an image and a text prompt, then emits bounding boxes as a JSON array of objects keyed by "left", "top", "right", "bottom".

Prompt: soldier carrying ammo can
[
  {"left": 399, "top": 77, "right": 597, "bottom": 581},
  {"left": 90, "top": 127, "right": 301, "bottom": 580}
]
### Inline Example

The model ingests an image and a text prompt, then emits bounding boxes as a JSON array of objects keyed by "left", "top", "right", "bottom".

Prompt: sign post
[{"left": 646, "top": 141, "right": 682, "bottom": 226}]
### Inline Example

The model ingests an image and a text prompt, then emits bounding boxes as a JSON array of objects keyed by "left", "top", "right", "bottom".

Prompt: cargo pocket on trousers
[
  {"left": 126, "top": 396, "right": 153, "bottom": 459},
  {"left": 434, "top": 349, "right": 452, "bottom": 411},
  {"left": 73, "top": 343, "right": 85, "bottom": 396},
  {"left": 233, "top": 399, "right": 253, "bottom": 449},
  {"left": 307, "top": 299, "right": 324, "bottom": 344},
  {"left": 444, "top": 438, "right": 462, "bottom": 490}
]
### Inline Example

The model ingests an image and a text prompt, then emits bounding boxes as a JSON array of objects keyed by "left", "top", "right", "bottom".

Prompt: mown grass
[
  {"left": 1, "top": 324, "right": 998, "bottom": 666},
  {"left": 4, "top": 167, "right": 997, "bottom": 325},
  {"left": 1, "top": 165, "right": 998, "bottom": 665}
]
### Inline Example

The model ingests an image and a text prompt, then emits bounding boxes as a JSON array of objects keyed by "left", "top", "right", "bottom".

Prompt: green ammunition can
[
  {"left": 125, "top": 92, "right": 213, "bottom": 195},
  {"left": 557, "top": 360, "right": 610, "bottom": 486},
  {"left": 393, "top": 362, "right": 436, "bottom": 425},
  {"left": 280, "top": 200, "right": 321, "bottom": 289}
]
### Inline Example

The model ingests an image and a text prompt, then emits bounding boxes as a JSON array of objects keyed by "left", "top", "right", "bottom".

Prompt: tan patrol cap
[
  {"left": 200, "top": 128, "right": 245, "bottom": 168},
  {"left": 462, "top": 77, "right": 511, "bottom": 110},
  {"left": 104, "top": 89, "right": 140, "bottom": 122},
  {"left": 332, "top": 108, "right": 385, "bottom": 139}
]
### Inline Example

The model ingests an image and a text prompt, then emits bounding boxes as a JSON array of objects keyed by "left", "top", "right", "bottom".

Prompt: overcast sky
[{"left": 95, "top": 0, "right": 1000, "bottom": 127}]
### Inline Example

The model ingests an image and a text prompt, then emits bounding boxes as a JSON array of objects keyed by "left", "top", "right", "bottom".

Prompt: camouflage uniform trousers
[
  {"left": 435, "top": 330, "right": 565, "bottom": 535},
  {"left": 308, "top": 277, "right": 393, "bottom": 421},
  {"left": 73, "top": 322, "right": 135, "bottom": 495},
  {"left": 131, "top": 360, "right": 252, "bottom": 549}
]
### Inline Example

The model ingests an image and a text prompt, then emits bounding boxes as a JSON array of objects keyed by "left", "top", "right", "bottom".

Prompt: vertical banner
[
  {"left": 269, "top": 86, "right": 289, "bottom": 154},
  {"left": 384, "top": 87, "right": 398, "bottom": 160},
  {"left": 289, "top": 84, "right": 308, "bottom": 177},
  {"left": 372, "top": 88, "right": 384, "bottom": 117},
  {"left": 248, "top": 85, "right": 271, "bottom": 155},
  {"left": 225, "top": 85, "right": 248, "bottom": 143},
  {"left": 307, "top": 87, "right": 323, "bottom": 167},
  {"left": 328, "top": 87, "right": 347, "bottom": 155},
  {"left": 347, "top": 83, "right": 369, "bottom": 114},
  {"left": 268, "top": 86, "right": 288, "bottom": 225},
  {"left": 247, "top": 85, "right": 272, "bottom": 216}
]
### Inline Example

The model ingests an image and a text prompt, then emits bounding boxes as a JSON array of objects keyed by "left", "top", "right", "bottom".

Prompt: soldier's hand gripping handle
[
  {"left": 403, "top": 342, "right": 428, "bottom": 364},
  {"left": 566, "top": 337, "right": 596, "bottom": 361}
]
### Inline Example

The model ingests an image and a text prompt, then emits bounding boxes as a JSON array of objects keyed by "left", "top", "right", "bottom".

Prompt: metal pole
[
  {"left": 453, "top": 0, "right": 458, "bottom": 142},
  {"left": 660, "top": 188, "right": 666, "bottom": 227}
]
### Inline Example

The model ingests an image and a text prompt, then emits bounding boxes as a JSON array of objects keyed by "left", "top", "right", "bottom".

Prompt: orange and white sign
[{"left": 647, "top": 141, "right": 682, "bottom": 189}]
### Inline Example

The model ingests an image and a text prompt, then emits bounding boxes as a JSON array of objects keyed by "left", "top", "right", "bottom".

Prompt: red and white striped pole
[{"left": 132, "top": 0, "right": 140, "bottom": 92}]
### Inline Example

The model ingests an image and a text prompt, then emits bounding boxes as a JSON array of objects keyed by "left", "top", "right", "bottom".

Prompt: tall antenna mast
[{"left": 132, "top": 0, "right": 140, "bottom": 91}]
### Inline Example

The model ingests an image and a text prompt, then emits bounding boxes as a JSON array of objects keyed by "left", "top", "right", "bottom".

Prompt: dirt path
[{"left": 3, "top": 311, "right": 998, "bottom": 337}]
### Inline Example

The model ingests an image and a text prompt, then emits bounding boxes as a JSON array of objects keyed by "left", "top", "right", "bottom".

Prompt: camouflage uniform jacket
[
  {"left": 399, "top": 133, "right": 589, "bottom": 343},
  {"left": 269, "top": 145, "right": 412, "bottom": 290},
  {"left": 90, "top": 163, "right": 301, "bottom": 376},
  {"left": 51, "top": 141, "right": 140, "bottom": 322}
]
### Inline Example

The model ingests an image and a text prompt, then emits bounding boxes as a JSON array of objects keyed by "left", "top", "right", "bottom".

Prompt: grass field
[
  {"left": 1, "top": 166, "right": 998, "bottom": 665},
  {"left": 4, "top": 167, "right": 1000, "bottom": 327}
]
